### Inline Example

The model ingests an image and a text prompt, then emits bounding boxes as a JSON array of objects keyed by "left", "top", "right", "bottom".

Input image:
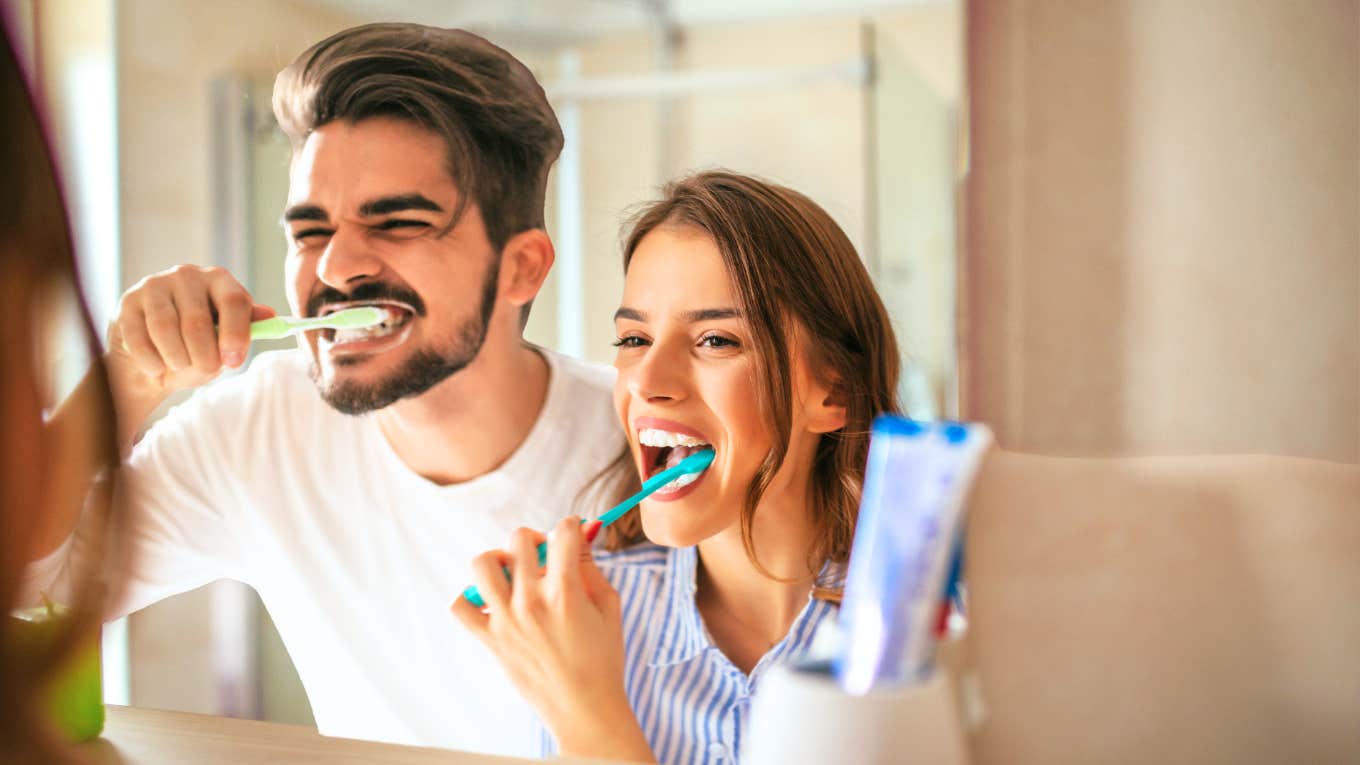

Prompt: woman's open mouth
[
  {"left": 637, "top": 421, "right": 714, "bottom": 499},
  {"left": 316, "top": 300, "right": 416, "bottom": 357}
]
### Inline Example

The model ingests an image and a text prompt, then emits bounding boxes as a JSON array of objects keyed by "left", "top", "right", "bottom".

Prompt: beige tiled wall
[{"left": 963, "top": 0, "right": 1359, "bottom": 463}]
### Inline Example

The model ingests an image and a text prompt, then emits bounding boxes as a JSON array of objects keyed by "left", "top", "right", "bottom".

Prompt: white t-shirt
[{"left": 31, "top": 347, "right": 625, "bottom": 756}]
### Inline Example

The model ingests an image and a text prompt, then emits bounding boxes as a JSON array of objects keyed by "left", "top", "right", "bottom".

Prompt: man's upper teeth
[{"left": 639, "top": 428, "right": 708, "bottom": 448}]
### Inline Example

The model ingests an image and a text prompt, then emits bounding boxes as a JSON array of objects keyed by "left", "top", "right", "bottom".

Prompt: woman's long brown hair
[
  {"left": 602, "top": 171, "right": 901, "bottom": 599},
  {"left": 0, "top": 18, "right": 121, "bottom": 765}
]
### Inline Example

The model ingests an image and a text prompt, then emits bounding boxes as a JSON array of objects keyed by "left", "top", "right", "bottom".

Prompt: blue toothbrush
[{"left": 461, "top": 448, "right": 715, "bottom": 608}]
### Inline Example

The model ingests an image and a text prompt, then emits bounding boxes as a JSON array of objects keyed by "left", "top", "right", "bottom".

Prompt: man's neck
[{"left": 374, "top": 340, "right": 550, "bottom": 486}]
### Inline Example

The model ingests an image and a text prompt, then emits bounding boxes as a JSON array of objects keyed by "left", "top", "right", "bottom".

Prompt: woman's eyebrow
[
  {"left": 681, "top": 308, "right": 741, "bottom": 322},
  {"left": 613, "top": 307, "right": 741, "bottom": 322}
]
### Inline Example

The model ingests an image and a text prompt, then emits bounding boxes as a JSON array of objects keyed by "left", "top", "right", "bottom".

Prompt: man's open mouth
[
  {"left": 317, "top": 300, "right": 416, "bottom": 348},
  {"left": 638, "top": 426, "right": 713, "bottom": 491}
]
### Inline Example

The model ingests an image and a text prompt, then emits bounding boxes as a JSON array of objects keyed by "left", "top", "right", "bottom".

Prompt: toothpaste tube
[{"left": 833, "top": 416, "right": 991, "bottom": 694}]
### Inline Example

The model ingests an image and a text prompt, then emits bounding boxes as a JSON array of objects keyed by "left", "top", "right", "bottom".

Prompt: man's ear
[
  {"left": 803, "top": 375, "right": 849, "bottom": 435},
  {"left": 498, "top": 229, "right": 555, "bottom": 308}
]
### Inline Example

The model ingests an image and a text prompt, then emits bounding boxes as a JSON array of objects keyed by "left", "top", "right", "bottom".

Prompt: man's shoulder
[
  {"left": 540, "top": 348, "right": 619, "bottom": 437},
  {"left": 542, "top": 347, "right": 616, "bottom": 395},
  {"left": 151, "top": 348, "right": 324, "bottom": 435},
  {"left": 199, "top": 348, "right": 316, "bottom": 407}
]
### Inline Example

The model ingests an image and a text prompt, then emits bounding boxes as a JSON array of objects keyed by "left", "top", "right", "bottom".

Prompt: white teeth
[
  {"left": 664, "top": 471, "right": 700, "bottom": 491},
  {"left": 638, "top": 428, "right": 709, "bottom": 448},
  {"left": 332, "top": 323, "right": 398, "bottom": 343}
]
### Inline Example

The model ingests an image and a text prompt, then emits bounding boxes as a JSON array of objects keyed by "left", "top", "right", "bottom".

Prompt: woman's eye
[
  {"left": 612, "top": 336, "right": 649, "bottom": 349},
  {"left": 698, "top": 334, "right": 740, "bottom": 349}
]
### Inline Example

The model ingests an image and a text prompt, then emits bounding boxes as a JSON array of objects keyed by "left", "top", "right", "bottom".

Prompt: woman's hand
[{"left": 450, "top": 516, "right": 654, "bottom": 762}]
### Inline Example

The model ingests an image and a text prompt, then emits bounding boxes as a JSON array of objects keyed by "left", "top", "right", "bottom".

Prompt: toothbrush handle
[
  {"left": 248, "top": 317, "right": 296, "bottom": 341},
  {"left": 460, "top": 452, "right": 714, "bottom": 608},
  {"left": 460, "top": 530, "right": 563, "bottom": 609}
]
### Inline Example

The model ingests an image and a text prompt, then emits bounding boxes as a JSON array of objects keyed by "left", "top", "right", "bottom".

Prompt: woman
[
  {"left": 0, "top": 19, "right": 122, "bottom": 765},
  {"left": 452, "top": 171, "right": 900, "bottom": 764}
]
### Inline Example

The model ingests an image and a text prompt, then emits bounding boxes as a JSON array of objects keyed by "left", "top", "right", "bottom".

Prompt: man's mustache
[{"left": 305, "top": 282, "right": 427, "bottom": 318}]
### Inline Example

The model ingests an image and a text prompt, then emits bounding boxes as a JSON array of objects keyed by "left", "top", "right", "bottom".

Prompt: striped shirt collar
[{"left": 647, "top": 544, "right": 838, "bottom": 676}]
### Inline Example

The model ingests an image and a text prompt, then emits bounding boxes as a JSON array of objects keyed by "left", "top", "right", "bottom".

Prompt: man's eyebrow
[
  {"left": 358, "top": 194, "right": 444, "bottom": 217},
  {"left": 281, "top": 204, "right": 328, "bottom": 224}
]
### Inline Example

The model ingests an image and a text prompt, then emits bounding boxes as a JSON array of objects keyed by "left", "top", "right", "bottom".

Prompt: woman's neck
[{"left": 695, "top": 467, "right": 821, "bottom": 675}]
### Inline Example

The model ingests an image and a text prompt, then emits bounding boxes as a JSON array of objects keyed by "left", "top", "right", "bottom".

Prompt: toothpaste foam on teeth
[{"left": 663, "top": 471, "right": 701, "bottom": 491}]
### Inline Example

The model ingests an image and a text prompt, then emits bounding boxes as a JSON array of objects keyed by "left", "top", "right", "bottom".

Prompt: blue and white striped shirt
[{"left": 537, "top": 543, "right": 838, "bottom": 764}]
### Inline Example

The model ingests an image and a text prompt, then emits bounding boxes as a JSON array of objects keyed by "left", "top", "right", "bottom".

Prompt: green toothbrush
[
  {"left": 461, "top": 448, "right": 717, "bottom": 608},
  {"left": 248, "top": 306, "right": 389, "bottom": 341}
]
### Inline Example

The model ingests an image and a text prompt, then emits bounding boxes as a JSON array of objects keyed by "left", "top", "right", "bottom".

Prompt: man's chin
[{"left": 308, "top": 346, "right": 475, "bottom": 416}]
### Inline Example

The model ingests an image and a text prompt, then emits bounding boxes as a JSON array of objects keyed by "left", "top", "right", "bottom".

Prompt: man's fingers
[
  {"left": 115, "top": 306, "right": 166, "bottom": 379},
  {"left": 209, "top": 275, "right": 255, "bottom": 368},
  {"left": 468, "top": 549, "right": 514, "bottom": 613},
  {"left": 142, "top": 292, "right": 192, "bottom": 372},
  {"left": 172, "top": 281, "right": 222, "bottom": 375}
]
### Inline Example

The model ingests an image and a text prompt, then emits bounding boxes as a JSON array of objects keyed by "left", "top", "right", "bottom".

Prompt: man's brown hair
[{"left": 273, "top": 23, "right": 564, "bottom": 252}]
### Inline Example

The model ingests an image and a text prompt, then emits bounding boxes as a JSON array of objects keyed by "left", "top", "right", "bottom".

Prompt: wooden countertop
[{"left": 79, "top": 705, "right": 601, "bottom": 764}]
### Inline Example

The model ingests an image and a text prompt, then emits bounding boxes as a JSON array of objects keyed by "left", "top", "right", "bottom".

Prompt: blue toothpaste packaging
[{"left": 833, "top": 416, "right": 991, "bottom": 695}]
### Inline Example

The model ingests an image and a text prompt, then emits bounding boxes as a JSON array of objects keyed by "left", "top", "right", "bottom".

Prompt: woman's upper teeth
[{"left": 639, "top": 428, "right": 708, "bottom": 448}]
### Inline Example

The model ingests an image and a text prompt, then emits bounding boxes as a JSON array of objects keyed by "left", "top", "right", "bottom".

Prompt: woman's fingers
[
  {"left": 545, "top": 516, "right": 585, "bottom": 594},
  {"left": 508, "top": 527, "right": 547, "bottom": 613},
  {"left": 449, "top": 592, "right": 489, "bottom": 636},
  {"left": 468, "top": 549, "right": 513, "bottom": 614},
  {"left": 577, "top": 528, "right": 618, "bottom": 612}
]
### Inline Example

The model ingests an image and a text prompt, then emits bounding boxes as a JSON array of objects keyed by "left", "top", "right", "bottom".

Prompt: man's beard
[{"left": 309, "top": 264, "right": 499, "bottom": 416}]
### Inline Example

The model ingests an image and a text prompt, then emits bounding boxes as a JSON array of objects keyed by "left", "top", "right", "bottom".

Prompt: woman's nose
[{"left": 627, "top": 342, "right": 688, "bottom": 404}]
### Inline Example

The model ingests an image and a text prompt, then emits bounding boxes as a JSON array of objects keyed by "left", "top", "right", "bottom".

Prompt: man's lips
[
  {"left": 313, "top": 300, "right": 417, "bottom": 357},
  {"left": 315, "top": 299, "right": 417, "bottom": 321}
]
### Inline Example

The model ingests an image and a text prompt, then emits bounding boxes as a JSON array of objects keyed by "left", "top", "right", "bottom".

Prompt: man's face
[{"left": 282, "top": 117, "right": 501, "bottom": 414}]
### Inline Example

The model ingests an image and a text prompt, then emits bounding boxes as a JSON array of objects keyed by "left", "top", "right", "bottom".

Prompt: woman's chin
[{"left": 639, "top": 505, "right": 726, "bottom": 549}]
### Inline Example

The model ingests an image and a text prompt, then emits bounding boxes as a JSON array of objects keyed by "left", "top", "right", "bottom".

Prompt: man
[{"left": 28, "top": 24, "right": 625, "bottom": 756}]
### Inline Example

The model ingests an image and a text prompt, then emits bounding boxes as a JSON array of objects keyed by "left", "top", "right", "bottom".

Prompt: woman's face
[{"left": 612, "top": 225, "right": 840, "bottom": 547}]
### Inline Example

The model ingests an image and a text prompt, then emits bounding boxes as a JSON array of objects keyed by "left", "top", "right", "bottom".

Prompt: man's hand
[{"left": 105, "top": 265, "right": 274, "bottom": 449}]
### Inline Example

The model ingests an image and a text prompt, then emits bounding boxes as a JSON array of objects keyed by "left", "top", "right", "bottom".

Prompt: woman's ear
[
  {"left": 499, "top": 229, "right": 555, "bottom": 308},
  {"left": 802, "top": 374, "right": 849, "bottom": 435}
]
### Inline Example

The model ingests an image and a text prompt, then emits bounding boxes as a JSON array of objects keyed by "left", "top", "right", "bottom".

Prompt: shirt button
[{"left": 708, "top": 741, "right": 730, "bottom": 760}]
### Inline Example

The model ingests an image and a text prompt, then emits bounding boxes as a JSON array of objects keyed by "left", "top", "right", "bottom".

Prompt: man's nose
[{"left": 316, "top": 227, "right": 382, "bottom": 289}]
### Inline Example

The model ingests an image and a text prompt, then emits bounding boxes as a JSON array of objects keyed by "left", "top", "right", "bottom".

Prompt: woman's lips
[
  {"left": 633, "top": 417, "right": 711, "bottom": 443},
  {"left": 632, "top": 416, "right": 715, "bottom": 502}
]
